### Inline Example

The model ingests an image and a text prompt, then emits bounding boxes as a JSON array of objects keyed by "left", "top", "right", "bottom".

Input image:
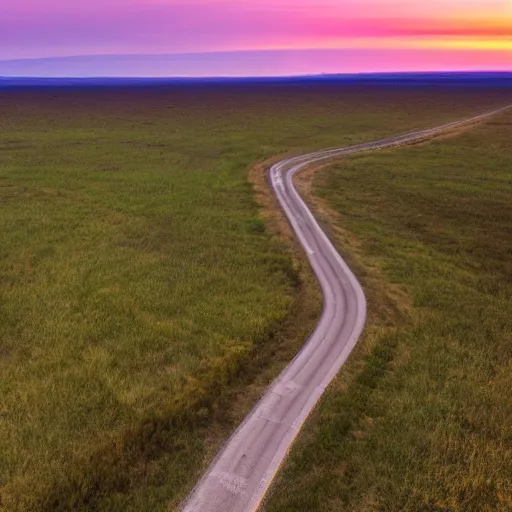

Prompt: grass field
[
  {"left": 264, "top": 109, "right": 512, "bottom": 512},
  {"left": 1, "top": 83, "right": 511, "bottom": 511}
]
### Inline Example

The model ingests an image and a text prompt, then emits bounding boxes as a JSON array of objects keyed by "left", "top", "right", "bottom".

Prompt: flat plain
[
  {"left": 264, "top": 108, "right": 512, "bottom": 512},
  {"left": 1, "top": 82, "right": 511, "bottom": 511}
]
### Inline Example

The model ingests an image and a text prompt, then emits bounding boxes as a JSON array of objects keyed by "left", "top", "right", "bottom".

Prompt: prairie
[
  {"left": 0, "top": 83, "right": 511, "bottom": 510},
  {"left": 264, "top": 108, "right": 512, "bottom": 512}
]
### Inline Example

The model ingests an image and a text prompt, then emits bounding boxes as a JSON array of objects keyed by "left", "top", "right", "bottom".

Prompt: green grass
[
  {"left": 263, "top": 110, "right": 512, "bottom": 512},
  {"left": 1, "top": 84, "right": 511, "bottom": 511}
]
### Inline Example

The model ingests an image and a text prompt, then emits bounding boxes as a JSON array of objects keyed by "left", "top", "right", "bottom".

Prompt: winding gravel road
[{"left": 182, "top": 105, "right": 511, "bottom": 512}]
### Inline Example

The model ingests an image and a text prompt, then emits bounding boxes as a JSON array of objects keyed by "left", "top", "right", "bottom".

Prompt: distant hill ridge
[{"left": 1, "top": 48, "right": 511, "bottom": 81}]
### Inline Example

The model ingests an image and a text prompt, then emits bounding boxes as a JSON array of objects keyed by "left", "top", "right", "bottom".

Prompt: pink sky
[{"left": 1, "top": 0, "right": 511, "bottom": 75}]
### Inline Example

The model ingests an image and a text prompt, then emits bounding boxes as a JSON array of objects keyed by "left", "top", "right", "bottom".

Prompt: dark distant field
[{"left": 1, "top": 82, "right": 511, "bottom": 511}]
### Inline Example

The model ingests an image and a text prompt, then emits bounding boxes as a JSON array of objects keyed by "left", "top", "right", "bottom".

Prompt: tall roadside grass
[
  {"left": 264, "top": 110, "right": 512, "bottom": 512},
  {"left": 1, "top": 85, "right": 511, "bottom": 510}
]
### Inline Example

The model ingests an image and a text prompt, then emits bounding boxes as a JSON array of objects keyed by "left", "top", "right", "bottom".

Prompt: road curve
[{"left": 181, "top": 104, "right": 511, "bottom": 512}]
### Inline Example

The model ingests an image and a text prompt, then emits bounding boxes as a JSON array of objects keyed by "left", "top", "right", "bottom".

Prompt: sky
[{"left": 1, "top": 0, "right": 511, "bottom": 76}]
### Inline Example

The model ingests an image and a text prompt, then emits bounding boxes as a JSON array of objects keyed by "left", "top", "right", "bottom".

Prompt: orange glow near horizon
[{"left": 1, "top": 0, "right": 511, "bottom": 73}]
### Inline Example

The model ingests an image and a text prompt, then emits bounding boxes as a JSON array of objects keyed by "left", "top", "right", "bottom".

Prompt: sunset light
[
  {"left": 2, "top": 0, "right": 512, "bottom": 510},
  {"left": 1, "top": 0, "right": 511, "bottom": 77}
]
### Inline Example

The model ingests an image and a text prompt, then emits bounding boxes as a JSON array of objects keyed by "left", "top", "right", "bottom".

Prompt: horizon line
[{"left": 2, "top": 71, "right": 512, "bottom": 81}]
